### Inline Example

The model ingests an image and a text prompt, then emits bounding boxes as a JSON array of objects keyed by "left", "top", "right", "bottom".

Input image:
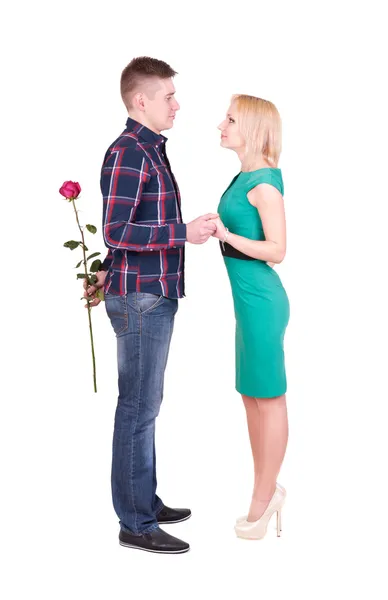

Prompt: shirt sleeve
[
  {"left": 101, "top": 146, "right": 187, "bottom": 252},
  {"left": 98, "top": 249, "right": 113, "bottom": 271}
]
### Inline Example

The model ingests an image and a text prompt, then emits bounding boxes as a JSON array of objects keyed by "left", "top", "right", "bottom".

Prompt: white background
[{"left": 2, "top": 0, "right": 388, "bottom": 598}]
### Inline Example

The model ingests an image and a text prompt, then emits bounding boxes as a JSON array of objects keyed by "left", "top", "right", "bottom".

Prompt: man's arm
[
  {"left": 102, "top": 146, "right": 186, "bottom": 252},
  {"left": 98, "top": 248, "right": 113, "bottom": 271}
]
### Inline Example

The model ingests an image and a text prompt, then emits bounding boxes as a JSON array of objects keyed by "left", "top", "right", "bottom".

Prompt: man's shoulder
[
  {"left": 103, "top": 132, "right": 149, "bottom": 165},
  {"left": 111, "top": 131, "right": 138, "bottom": 151}
]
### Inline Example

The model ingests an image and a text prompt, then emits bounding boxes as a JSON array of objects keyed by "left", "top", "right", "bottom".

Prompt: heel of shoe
[{"left": 276, "top": 509, "right": 282, "bottom": 537}]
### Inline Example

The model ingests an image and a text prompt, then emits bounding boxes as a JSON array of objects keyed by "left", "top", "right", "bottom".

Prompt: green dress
[{"left": 217, "top": 168, "right": 290, "bottom": 398}]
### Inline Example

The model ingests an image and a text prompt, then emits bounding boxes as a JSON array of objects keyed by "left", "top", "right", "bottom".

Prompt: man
[{"left": 84, "top": 57, "right": 217, "bottom": 554}]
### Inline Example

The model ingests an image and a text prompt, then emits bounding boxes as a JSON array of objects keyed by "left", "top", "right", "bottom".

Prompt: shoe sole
[
  {"left": 157, "top": 514, "right": 192, "bottom": 525},
  {"left": 119, "top": 541, "right": 190, "bottom": 554}
]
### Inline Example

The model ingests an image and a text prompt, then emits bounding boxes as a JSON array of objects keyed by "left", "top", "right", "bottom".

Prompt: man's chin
[{"left": 158, "top": 124, "right": 173, "bottom": 133}]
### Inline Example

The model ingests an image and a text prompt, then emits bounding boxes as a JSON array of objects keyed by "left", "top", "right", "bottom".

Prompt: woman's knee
[
  {"left": 256, "top": 394, "right": 286, "bottom": 410},
  {"left": 241, "top": 394, "right": 257, "bottom": 410}
]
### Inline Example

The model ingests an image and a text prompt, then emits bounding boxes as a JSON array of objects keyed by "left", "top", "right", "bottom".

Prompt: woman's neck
[
  {"left": 240, "top": 157, "right": 274, "bottom": 172},
  {"left": 237, "top": 148, "right": 275, "bottom": 172}
]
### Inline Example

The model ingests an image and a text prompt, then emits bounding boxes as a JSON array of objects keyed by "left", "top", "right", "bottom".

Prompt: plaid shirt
[{"left": 99, "top": 118, "right": 186, "bottom": 298}]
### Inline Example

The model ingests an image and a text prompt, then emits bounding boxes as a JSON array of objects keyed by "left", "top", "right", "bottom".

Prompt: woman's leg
[
  {"left": 242, "top": 394, "right": 288, "bottom": 522},
  {"left": 242, "top": 394, "right": 261, "bottom": 484}
]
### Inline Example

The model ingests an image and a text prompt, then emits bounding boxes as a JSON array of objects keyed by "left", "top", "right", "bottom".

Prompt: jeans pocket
[
  {"left": 105, "top": 294, "right": 128, "bottom": 336},
  {"left": 136, "top": 293, "right": 163, "bottom": 314}
]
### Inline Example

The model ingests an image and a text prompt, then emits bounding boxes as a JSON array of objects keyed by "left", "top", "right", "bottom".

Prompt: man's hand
[
  {"left": 83, "top": 270, "right": 107, "bottom": 308},
  {"left": 209, "top": 217, "right": 227, "bottom": 241},
  {"left": 186, "top": 213, "right": 219, "bottom": 244}
]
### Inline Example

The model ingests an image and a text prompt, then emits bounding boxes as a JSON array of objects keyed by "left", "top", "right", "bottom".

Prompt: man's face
[{"left": 143, "top": 77, "right": 180, "bottom": 133}]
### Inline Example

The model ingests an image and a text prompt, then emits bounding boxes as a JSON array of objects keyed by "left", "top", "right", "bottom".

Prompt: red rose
[{"left": 59, "top": 181, "right": 81, "bottom": 200}]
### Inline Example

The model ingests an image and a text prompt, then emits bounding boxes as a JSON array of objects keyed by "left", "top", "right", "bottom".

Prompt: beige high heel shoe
[
  {"left": 234, "top": 485, "right": 286, "bottom": 540},
  {"left": 235, "top": 483, "right": 286, "bottom": 525}
]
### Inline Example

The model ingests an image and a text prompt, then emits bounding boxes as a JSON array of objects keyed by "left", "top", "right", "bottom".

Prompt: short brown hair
[{"left": 120, "top": 57, "right": 178, "bottom": 110}]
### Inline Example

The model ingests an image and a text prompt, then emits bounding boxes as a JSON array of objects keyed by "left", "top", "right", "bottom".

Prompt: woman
[{"left": 211, "top": 95, "right": 290, "bottom": 540}]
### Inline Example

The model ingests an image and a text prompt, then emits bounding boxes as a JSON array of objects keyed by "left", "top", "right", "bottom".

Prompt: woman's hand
[{"left": 209, "top": 217, "right": 227, "bottom": 241}]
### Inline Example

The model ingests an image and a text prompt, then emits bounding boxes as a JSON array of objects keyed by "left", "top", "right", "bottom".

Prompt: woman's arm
[{"left": 213, "top": 183, "right": 286, "bottom": 264}]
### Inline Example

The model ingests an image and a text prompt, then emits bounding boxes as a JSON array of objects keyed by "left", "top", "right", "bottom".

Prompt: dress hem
[{"left": 236, "top": 386, "right": 287, "bottom": 399}]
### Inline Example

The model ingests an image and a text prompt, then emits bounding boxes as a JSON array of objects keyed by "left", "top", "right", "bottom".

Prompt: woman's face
[{"left": 218, "top": 104, "right": 245, "bottom": 152}]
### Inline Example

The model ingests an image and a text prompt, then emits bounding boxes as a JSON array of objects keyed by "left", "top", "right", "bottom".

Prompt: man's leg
[
  {"left": 152, "top": 320, "right": 175, "bottom": 515},
  {"left": 106, "top": 292, "right": 177, "bottom": 534}
]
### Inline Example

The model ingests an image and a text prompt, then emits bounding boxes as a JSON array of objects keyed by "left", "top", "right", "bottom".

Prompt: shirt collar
[{"left": 125, "top": 117, "right": 167, "bottom": 147}]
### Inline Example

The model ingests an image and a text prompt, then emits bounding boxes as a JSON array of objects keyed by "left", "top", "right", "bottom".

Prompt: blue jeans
[{"left": 105, "top": 291, "right": 178, "bottom": 534}]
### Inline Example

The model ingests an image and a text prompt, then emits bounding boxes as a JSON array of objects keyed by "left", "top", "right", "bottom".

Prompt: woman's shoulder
[{"left": 241, "top": 168, "right": 284, "bottom": 196}]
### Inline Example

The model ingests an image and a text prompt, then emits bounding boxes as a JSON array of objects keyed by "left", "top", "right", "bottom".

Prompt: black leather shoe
[
  {"left": 119, "top": 527, "right": 190, "bottom": 554},
  {"left": 156, "top": 504, "right": 192, "bottom": 524}
]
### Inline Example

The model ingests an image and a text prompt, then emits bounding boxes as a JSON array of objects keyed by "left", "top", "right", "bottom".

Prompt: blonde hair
[{"left": 232, "top": 94, "right": 282, "bottom": 169}]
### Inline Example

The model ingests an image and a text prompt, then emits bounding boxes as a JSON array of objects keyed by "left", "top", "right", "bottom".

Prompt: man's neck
[{"left": 127, "top": 113, "right": 160, "bottom": 135}]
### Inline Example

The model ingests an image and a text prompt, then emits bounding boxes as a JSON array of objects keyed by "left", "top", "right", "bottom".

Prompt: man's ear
[{"left": 133, "top": 92, "right": 145, "bottom": 112}]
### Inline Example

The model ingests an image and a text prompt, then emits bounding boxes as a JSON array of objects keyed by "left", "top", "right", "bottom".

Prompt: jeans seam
[
  {"left": 120, "top": 296, "right": 129, "bottom": 334},
  {"left": 155, "top": 501, "right": 164, "bottom": 516},
  {"left": 129, "top": 308, "right": 142, "bottom": 534}
]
